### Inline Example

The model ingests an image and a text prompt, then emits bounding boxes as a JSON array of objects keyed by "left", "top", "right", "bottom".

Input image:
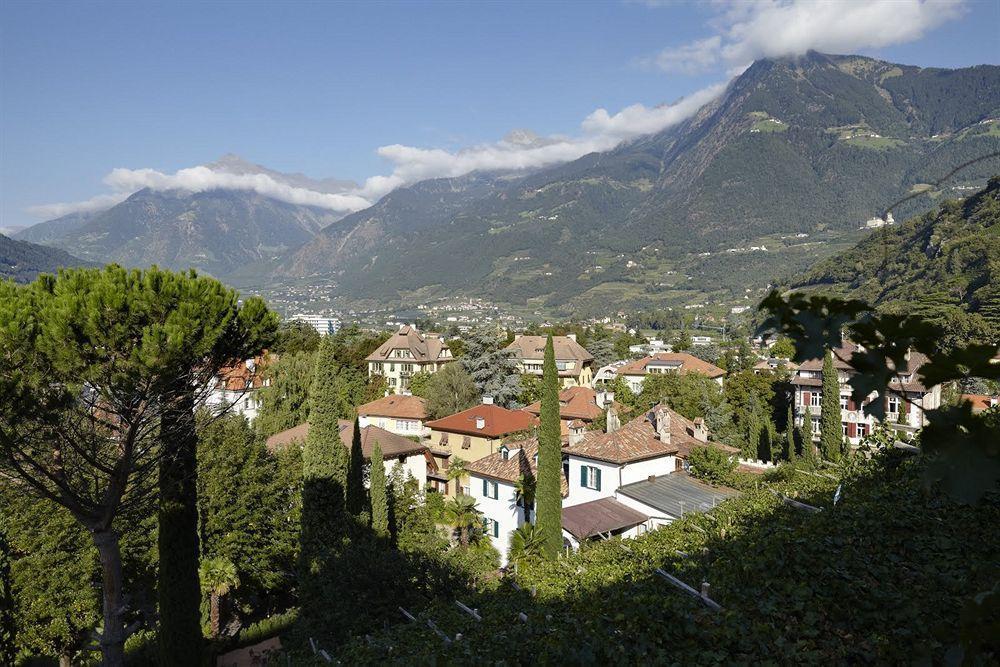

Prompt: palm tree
[
  {"left": 513, "top": 473, "right": 536, "bottom": 520},
  {"left": 199, "top": 557, "right": 239, "bottom": 639},
  {"left": 446, "top": 456, "right": 468, "bottom": 496},
  {"left": 444, "top": 494, "right": 480, "bottom": 546},
  {"left": 508, "top": 523, "right": 545, "bottom": 567}
]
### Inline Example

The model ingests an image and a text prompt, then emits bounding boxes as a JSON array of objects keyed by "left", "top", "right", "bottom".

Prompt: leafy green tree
[
  {"left": 686, "top": 445, "right": 737, "bottom": 485},
  {"left": 254, "top": 351, "right": 316, "bottom": 438},
  {"left": 0, "top": 267, "right": 275, "bottom": 667},
  {"left": 722, "top": 370, "right": 777, "bottom": 454},
  {"left": 199, "top": 557, "right": 239, "bottom": 640},
  {"left": 197, "top": 413, "right": 298, "bottom": 604},
  {"left": 272, "top": 319, "right": 321, "bottom": 355},
  {"left": 446, "top": 456, "right": 469, "bottom": 496},
  {"left": 770, "top": 337, "right": 797, "bottom": 359},
  {"left": 406, "top": 370, "right": 433, "bottom": 398},
  {"left": 673, "top": 328, "right": 693, "bottom": 352},
  {"left": 369, "top": 441, "right": 390, "bottom": 539},
  {"left": 518, "top": 374, "right": 543, "bottom": 406},
  {"left": 535, "top": 335, "right": 563, "bottom": 559},
  {"left": 346, "top": 418, "right": 367, "bottom": 519},
  {"left": 461, "top": 325, "right": 522, "bottom": 408},
  {"left": 820, "top": 350, "right": 843, "bottom": 462},
  {"left": 426, "top": 362, "right": 479, "bottom": 418},
  {"left": 638, "top": 372, "right": 723, "bottom": 422}
]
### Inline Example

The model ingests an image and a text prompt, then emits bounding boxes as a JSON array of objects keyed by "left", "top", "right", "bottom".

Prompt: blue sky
[{"left": 2, "top": 0, "right": 998, "bottom": 227}]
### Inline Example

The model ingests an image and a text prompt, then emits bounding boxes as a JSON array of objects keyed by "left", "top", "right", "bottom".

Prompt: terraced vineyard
[{"left": 333, "top": 451, "right": 999, "bottom": 664}]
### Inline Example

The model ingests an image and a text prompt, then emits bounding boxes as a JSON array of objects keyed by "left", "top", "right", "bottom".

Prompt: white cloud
[
  {"left": 29, "top": 83, "right": 729, "bottom": 217},
  {"left": 26, "top": 192, "right": 130, "bottom": 220},
  {"left": 102, "top": 167, "right": 373, "bottom": 212},
  {"left": 648, "top": 0, "right": 966, "bottom": 74}
]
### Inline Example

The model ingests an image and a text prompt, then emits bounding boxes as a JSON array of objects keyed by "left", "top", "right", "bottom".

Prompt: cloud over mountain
[{"left": 649, "top": 0, "right": 966, "bottom": 74}]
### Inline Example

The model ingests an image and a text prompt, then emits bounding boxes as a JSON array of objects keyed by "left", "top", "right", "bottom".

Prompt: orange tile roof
[
  {"left": 366, "top": 325, "right": 451, "bottom": 363},
  {"left": 616, "top": 353, "right": 725, "bottom": 379},
  {"left": 522, "top": 386, "right": 614, "bottom": 421},
  {"left": 265, "top": 420, "right": 428, "bottom": 460},
  {"left": 216, "top": 353, "right": 275, "bottom": 391},
  {"left": 426, "top": 403, "right": 537, "bottom": 438},
  {"left": 464, "top": 436, "right": 569, "bottom": 496},
  {"left": 357, "top": 394, "right": 429, "bottom": 420},
  {"left": 564, "top": 405, "right": 735, "bottom": 464},
  {"left": 505, "top": 335, "right": 594, "bottom": 363},
  {"left": 961, "top": 394, "right": 999, "bottom": 413}
]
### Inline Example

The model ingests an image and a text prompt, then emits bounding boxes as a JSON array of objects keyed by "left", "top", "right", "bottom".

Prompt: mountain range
[
  {"left": 1, "top": 234, "right": 95, "bottom": 283},
  {"left": 18, "top": 52, "right": 1000, "bottom": 312}
]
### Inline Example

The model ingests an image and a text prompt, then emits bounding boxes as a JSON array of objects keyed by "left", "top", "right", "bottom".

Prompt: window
[
  {"left": 395, "top": 420, "right": 408, "bottom": 431},
  {"left": 857, "top": 423, "right": 868, "bottom": 438},
  {"left": 887, "top": 396, "right": 900, "bottom": 414},
  {"left": 841, "top": 422, "right": 848, "bottom": 436},
  {"left": 388, "top": 378, "right": 396, "bottom": 387},
  {"left": 840, "top": 395, "right": 848, "bottom": 410},
  {"left": 500, "top": 445, "right": 509, "bottom": 460},
  {"left": 580, "top": 465, "right": 601, "bottom": 491},
  {"left": 483, "top": 517, "right": 499, "bottom": 538},
  {"left": 811, "top": 417, "right": 821, "bottom": 434},
  {"left": 482, "top": 479, "right": 499, "bottom": 500},
  {"left": 810, "top": 393, "right": 821, "bottom": 407}
]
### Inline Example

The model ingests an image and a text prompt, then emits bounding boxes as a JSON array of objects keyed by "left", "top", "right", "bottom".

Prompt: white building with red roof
[
  {"left": 616, "top": 353, "right": 725, "bottom": 393},
  {"left": 357, "top": 393, "right": 430, "bottom": 437}
]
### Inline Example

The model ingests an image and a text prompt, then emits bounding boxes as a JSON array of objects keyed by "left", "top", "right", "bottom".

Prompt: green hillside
[
  {"left": 0, "top": 233, "right": 94, "bottom": 283},
  {"left": 795, "top": 176, "right": 1000, "bottom": 341}
]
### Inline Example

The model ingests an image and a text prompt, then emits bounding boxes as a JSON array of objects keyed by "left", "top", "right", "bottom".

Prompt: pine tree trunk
[
  {"left": 91, "top": 527, "right": 127, "bottom": 667},
  {"left": 158, "top": 388, "right": 202, "bottom": 666}
]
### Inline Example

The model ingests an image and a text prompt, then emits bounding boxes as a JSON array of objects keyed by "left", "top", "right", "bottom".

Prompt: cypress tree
[
  {"left": 158, "top": 388, "right": 202, "bottom": 666},
  {"left": 369, "top": 441, "right": 390, "bottom": 539},
  {"left": 802, "top": 405, "right": 815, "bottom": 462},
  {"left": 346, "top": 417, "right": 367, "bottom": 519},
  {"left": 786, "top": 405, "right": 796, "bottom": 460},
  {"left": 819, "top": 350, "right": 842, "bottom": 462},
  {"left": 299, "top": 336, "right": 348, "bottom": 632},
  {"left": 535, "top": 335, "right": 563, "bottom": 559}
]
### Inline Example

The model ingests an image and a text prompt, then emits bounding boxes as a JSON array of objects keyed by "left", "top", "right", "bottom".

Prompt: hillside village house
[
  {"left": 522, "top": 386, "right": 617, "bottom": 436},
  {"left": 616, "top": 353, "right": 726, "bottom": 393},
  {"left": 468, "top": 405, "right": 737, "bottom": 563},
  {"left": 791, "top": 342, "right": 942, "bottom": 445},
  {"left": 205, "top": 354, "right": 274, "bottom": 423},
  {"left": 265, "top": 420, "right": 436, "bottom": 488},
  {"left": 505, "top": 334, "right": 595, "bottom": 388},
  {"left": 366, "top": 325, "right": 454, "bottom": 394},
  {"left": 425, "top": 399, "right": 537, "bottom": 496},
  {"left": 357, "top": 393, "right": 430, "bottom": 438}
]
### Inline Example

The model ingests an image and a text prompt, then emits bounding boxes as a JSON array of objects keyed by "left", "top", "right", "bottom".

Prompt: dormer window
[{"left": 500, "top": 445, "right": 510, "bottom": 460}]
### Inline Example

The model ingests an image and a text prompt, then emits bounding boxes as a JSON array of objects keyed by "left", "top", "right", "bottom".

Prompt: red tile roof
[
  {"left": 265, "top": 420, "right": 428, "bottom": 460},
  {"left": 426, "top": 403, "right": 537, "bottom": 438},
  {"left": 464, "top": 436, "right": 569, "bottom": 496},
  {"left": 522, "top": 386, "right": 614, "bottom": 422},
  {"left": 215, "top": 353, "right": 274, "bottom": 391},
  {"left": 357, "top": 394, "right": 429, "bottom": 420},
  {"left": 794, "top": 341, "right": 934, "bottom": 392},
  {"left": 616, "top": 353, "right": 725, "bottom": 379},
  {"left": 961, "top": 394, "right": 999, "bottom": 413}
]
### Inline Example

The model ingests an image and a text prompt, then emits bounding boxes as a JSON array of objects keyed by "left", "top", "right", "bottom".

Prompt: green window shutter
[
  {"left": 482, "top": 479, "right": 487, "bottom": 497},
  {"left": 580, "top": 465, "right": 587, "bottom": 487},
  {"left": 595, "top": 468, "right": 601, "bottom": 491}
]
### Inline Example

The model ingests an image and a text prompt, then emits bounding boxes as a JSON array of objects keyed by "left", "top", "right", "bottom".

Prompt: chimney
[
  {"left": 513, "top": 334, "right": 522, "bottom": 341},
  {"left": 605, "top": 407, "right": 621, "bottom": 434},
  {"left": 482, "top": 395, "right": 494, "bottom": 405},
  {"left": 692, "top": 417, "right": 707, "bottom": 442},
  {"left": 566, "top": 333, "right": 577, "bottom": 342},
  {"left": 655, "top": 407, "right": 671, "bottom": 445},
  {"left": 475, "top": 416, "right": 486, "bottom": 429},
  {"left": 568, "top": 426, "right": 585, "bottom": 447},
  {"left": 647, "top": 474, "right": 656, "bottom": 483}
]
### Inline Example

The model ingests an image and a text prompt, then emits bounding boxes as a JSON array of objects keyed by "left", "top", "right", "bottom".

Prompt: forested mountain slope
[
  {"left": 795, "top": 176, "right": 1000, "bottom": 341},
  {"left": 0, "top": 234, "right": 94, "bottom": 283},
  {"left": 272, "top": 52, "right": 1000, "bottom": 310}
]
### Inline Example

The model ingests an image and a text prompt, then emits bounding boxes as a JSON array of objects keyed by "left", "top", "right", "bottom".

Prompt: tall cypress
[
  {"left": 786, "top": 405, "right": 796, "bottom": 460},
  {"left": 535, "top": 335, "right": 563, "bottom": 559},
  {"left": 299, "top": 337, "right": 348, "bottom": 632},
  {"left": 346, "top": 418, "right": 366, "bottom": 519},
  {"left": 819, "top": 350, "right": 843, "bottom": 462},
  {"left": 158, "top": 387, "right": 202, "bottom": 665},
  {"left": 802, "top": 405, "right": 815, "bottom": 462},
  {"left": 369, "top": 441, "right": 389, "bottom": 539}
]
